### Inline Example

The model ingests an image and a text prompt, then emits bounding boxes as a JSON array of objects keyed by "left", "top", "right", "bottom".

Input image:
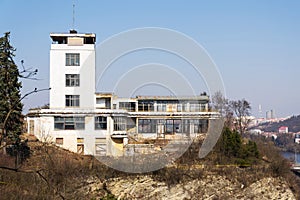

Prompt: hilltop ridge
[{"left": 255, "top": 115, "right": 300, "bottom": 133}]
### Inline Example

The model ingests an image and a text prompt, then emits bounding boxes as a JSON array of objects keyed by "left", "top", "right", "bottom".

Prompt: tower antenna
[{"left": 72, "top": 2, "right": 75, "bottom": 30}]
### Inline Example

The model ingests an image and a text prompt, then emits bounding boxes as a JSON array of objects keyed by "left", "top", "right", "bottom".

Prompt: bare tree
[
  {"left": 230, "top": 99, "right": 251, "bottom": 136},
  {"left": 211, "top": 91, "right": 233, "bottom": 128}
]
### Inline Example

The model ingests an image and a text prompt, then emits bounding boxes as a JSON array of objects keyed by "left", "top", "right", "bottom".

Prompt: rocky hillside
[
  {"left": 0, "top": 134, "right": 299, "bottom": 199},
  {"left": 104, "top": 175, "right": 294, "bottom": 200}
]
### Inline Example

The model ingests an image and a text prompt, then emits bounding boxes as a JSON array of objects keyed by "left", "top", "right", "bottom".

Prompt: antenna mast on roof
[{"left": 72, "top": 2, "right": 75, "bottom": 31}]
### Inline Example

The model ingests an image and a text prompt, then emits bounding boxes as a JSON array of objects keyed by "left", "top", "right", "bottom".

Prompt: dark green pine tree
[{"left": 0, "top": 32, "right": 23, "bottom": 147}]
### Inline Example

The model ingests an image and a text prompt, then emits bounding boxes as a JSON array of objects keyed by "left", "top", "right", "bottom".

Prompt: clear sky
[{"left": 1, "top": 0, "right": 300, "bottom": 118}]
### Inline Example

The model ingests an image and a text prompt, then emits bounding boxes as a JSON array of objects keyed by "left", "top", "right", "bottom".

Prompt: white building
[
  {"left": 278, "top": 126, "right": 288, "bottom": 134},
  {"left": 295, "top": 133, "right": 300, "bottom": 144},
  {"left": 27, "top": 30, "right": 218, "bottom": 156}
]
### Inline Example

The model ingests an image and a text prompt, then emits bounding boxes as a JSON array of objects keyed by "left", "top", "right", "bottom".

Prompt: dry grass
[{"left": 0, "top": 134, "right": 299, "bottom": 199}]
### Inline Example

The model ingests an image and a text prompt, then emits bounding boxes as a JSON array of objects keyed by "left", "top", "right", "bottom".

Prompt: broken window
[
  {"left": 77, "top": 138, "right": 84, "bottom": 155},
  {"left": 113, "top": 117, "right": 126, "bottom": 131},
  {"left": 95, "top": 138, "right": 106, "bottom": 156},
  {"left": 65, "top": 95, "right": 80, "bottom": 107},
  {"left": 29, "top": 120, "right": 34, "bottom": 134},
  {"left": 138, "top": 119, "right": 157, "bottom": 133},
  {"left": 95, "top": 116, "right": 107, "bottom": 130},
  {"left": 66, "top": 74, "right": 80, "bottom": 87},
  {"left": 126, "top": 117, "right": 136, "bottom": 130},
  {"left": 55, "top": 138, "right": 63, "bottom": 145},
  {"left": 66, "top": 53, "right": 80, "bottom": 66},
  {"left": 77, "top": 144, "right": 84, "bottom": 154}
]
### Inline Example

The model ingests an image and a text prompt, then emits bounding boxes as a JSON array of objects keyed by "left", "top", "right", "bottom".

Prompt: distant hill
[{"left": 256, "top": 115, "right": 300, "bottom": 133}]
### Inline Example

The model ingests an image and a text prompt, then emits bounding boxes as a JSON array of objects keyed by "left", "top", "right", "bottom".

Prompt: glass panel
[
  {"left": 54, "top": 123, "right": 64, "bottom": 130},
  {"left": 66, "top": 53, "right": 80, "bottom": 66}
]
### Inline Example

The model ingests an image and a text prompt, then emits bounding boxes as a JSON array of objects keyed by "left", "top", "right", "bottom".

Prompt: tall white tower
[
  {"left": 258, "top": 104, "right": 262, "bottom": 118},
  {"left": 49, "top": 30, "right": 96, "bottom": 110}
]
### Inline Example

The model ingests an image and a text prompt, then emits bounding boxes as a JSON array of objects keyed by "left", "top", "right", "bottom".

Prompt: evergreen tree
[
  {"left": 215, "top": 127, "right": 259, "bottom": 165},
  {"left": 0, "top": 32, "right": 23, "bottom": 148}
]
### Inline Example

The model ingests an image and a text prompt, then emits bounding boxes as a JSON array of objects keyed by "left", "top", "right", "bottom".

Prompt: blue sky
[{"left": 1, "top": 0, "right": 300, "bottom": 117}]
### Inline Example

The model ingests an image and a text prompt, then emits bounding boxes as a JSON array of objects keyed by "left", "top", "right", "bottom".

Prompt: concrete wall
[
  {"left": 49, "top": 44, "right": 95, "bottom": 109},
  {"left": 28, "top": 114, "right": 109, "bottom": 155}
]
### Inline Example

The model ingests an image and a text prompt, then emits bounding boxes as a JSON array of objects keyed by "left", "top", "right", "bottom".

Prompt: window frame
[
  {"left": 138, "top": 119, "right": 157, "bottom": 133},
  {"left": 113, "top": 117, "right": 127, "bottom": 131},
  {"left": 65, "top": 74, "right": 80, "bottom": 87},
  {"left": 66, "top": 53, "right": 80, "bottom": 66},
  {"left": 54, "top": 116, "right": 85, "bottom": 130},
  {"left": 65, "top": 95, "right": 80, "bottom": 107},
  {"left": 95, "top": 116, "right": 107, "bottom": 130},
  {"left": 95, "top": 138, "right": 106, "bottom": 156},
  {"left": 55, "top": 138, "right": 64, "bottom": 145},
  {"left": 119, "top": 102, "right": 136, "bottom": 112}
]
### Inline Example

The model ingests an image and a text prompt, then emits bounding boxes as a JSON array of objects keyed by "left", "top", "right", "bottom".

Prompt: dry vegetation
[{"left": 0, "top": 133, "right": 299, "bottom": 199}]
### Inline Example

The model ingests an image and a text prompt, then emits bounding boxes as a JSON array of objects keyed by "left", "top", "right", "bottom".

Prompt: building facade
[{"left": 27, "top": 30, "right": 218, "bottom": 156}]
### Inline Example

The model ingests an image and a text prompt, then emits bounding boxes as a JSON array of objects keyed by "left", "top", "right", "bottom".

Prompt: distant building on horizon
[
  {"left": 266, "top": 109, "right": 275, "bottom": 120},
  {"left": 295, "top": 133, "right": 300, "bottom": 144},
  {"left": 278, "top": 126, "right": 288, "bottom": 134}
]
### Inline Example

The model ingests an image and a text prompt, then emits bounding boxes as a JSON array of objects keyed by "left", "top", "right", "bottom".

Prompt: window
[
  {"left": 95, "top": 138, "right": 106, "bottom": 156},
  {"left": 182, "top": 119, "right": 190, "bottom": 134},
  {"left": 96, "top": 98, "right": 111, "bottom": 109},
  {"left": 177, "top": 104, "right": 182, "bottom": 112},
  {"left": 77, "top": 144, "right": 84, "bottom": 154},
  {"left": 138, "top": 101, "right": 154, "bottom": 111},
  {"left": 29, "top": 120, "right": 34, "bottom": 134},
  {"left": 200, "top": 104, "right": 207, "bottom": 111},
  {"left": 66, "top": 95, "right": 79, "bottom": 107},
  {"left": 54, "top": 116, "right": 85, "bottom": 130},
  {"left": 138, "top": 119, "right": 157, "bottom": 133},
  {"left": 77, "top": 138, "right": 84, "bottom": 143},
  {"left": 114, "top": 117, "right": 126, "bottom": 131},
  {"left": 183, "top": 104, "right": 189, "bottom": 112},
  {"left": 66, "top": 53, "right": 80, "bottom": 66},
  {"left": 95, "top": 116, "right": 107, "bottom": 130},
  {"left": 66, "top": 74, "right": 80, "bottom": 87},
  {"left": 166, "top": 119, "right": 174, "bottom": 133},
  {"left": 119, "top": 102, "right": 136, "bottom": 112},
  {"left": 190, "top": 119, "right": 208, "bottom": 133},
  {"left": 55, "top": 138, "right": 63, "bottom": 145},
  {"left": 127, "top": 117, "right": 136, "bottom": 130},
  {"left": 190, "top": 104, "right": 195, "bottom": 112},
  {"left": 77, "top": 138, "right": 84, "bottom": 154}
]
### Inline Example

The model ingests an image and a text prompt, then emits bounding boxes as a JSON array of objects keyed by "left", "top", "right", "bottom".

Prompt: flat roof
[
  {"left": 136, "top": 95, "right": 209, "bottom": 100},
  {"left": 50, "top": 31, "right": 96, "bottom": 44},
  {"left": 50, "top": 33, "right": 96, "bottom": 38}
]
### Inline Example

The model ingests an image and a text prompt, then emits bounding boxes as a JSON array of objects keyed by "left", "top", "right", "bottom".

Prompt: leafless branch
[{"left": 19, "top": 60, "right": 39, "bottom": 80}]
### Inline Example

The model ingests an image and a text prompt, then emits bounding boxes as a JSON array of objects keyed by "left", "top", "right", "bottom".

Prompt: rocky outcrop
[{"left": 105, "top": 175, "right": 295, "bottom": 200}]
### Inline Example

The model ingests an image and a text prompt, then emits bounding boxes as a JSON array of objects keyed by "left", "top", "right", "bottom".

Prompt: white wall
[
  {"left": 49, "top": 44, "right": 95, "bottom": 109},
  {"left": 28, "top": 114, "right": 108, "bottom": 155}
]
